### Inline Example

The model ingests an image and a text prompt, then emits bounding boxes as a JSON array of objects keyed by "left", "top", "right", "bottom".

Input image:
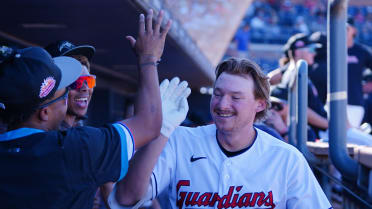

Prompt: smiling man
[
  {"left": 111, "top": 58, "right": 332, "bottom": 209},
  {"left": 45, "top": 40, "right": 96, "bottom": 129}
]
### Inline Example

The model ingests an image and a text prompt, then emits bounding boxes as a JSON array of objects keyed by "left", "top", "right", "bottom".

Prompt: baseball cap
[
  {"left": 0, "top": 46, "right": 82, "bottom": 111},
  {"left": 347, "top": 16, "right": 354, "bottom": 27},
  {"left": 309, "top": 31, "right": 327, "bottom": 55},
  {"left": 44, "top": 40, "right": 95, "bottom": 60},
  {"left": 283, "top": 33, "right": 322, "bottom": 57}
]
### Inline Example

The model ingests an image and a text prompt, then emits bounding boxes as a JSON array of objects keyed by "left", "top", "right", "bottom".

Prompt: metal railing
[{"left": 287, "top": 59, "right": 322, "bottom": 165}]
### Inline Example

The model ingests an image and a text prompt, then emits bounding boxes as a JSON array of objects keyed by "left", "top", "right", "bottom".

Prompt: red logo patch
[
  {"left": 39, "top": 77, "right": 56, "bottom": 98},
  {"left": 295, "top": 41, "right": 305, "bottom": 48}
]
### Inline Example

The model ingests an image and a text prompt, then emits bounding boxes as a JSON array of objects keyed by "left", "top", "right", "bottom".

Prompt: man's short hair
[{"left": 214, "top": 57, "right": 270, "bottom": 121}]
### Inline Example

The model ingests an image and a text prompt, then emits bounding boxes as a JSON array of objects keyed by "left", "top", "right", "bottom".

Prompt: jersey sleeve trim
[
  {"left": 151, "top": 172, "right": 158, "bottom": 199},
  {"left": 118, "top": 122, "right": 135, "bottom": 158},
  {"left": 113, "top": 123, "right": 134, "bottom": 181}
]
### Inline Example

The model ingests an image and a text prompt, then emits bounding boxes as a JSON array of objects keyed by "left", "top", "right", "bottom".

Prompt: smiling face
[
  {"left": 67, "top": 65, "right": 94, "bottom": 118},
  {"left": 210, "top": 72, "right": 265, "bottom": 133},
  {"left": 294, "top": 47, "right": 315, "bottom": 65}
]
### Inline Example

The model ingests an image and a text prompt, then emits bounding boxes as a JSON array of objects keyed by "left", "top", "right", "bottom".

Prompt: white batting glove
[{"left": 160, "top": 77, "right": 191, "bottom": 138}]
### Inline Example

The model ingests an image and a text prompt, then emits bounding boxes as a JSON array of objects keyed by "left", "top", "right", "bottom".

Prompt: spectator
[
  {"left": 345, "top": 16, "right": 372, "bottom": 128},
  {"left": 294, "top": 16, "right": 310, "bottom": 34},
  {"left": 270, "top": 33, "right": 372, "bottom": 145},
  {"left": 270, "top": 33, "right": 328, "bottom": 139},
  {"left": 234, "top": 24, "right": 251, "bottom": 58},
  {"left": 308, "top": 31, "right": 327, "bottom": 105}
]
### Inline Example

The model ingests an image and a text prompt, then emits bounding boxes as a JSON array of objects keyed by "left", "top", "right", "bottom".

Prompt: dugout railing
[{"left": 287, "top": 1, "right": 372, "bottom": 208}]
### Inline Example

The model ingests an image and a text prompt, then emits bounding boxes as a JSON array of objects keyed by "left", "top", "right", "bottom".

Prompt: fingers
[
  {"left": 138, "top": 14, "right": 145, "bottom": 36},
  {"left": 162, "top": 77, "right": 180, "bottom": 101},
  {"left": 179, "top": 97, "right": 189, "bottom": 114},
  {"left": 181, "top": 87, "right": 191, "bottom": 100},
  {"left": 170, "top": 81, "right": 188, "bottom": 103},
  {"left": 161, "top": 20, "right": 172, "bottom": 39},
  {"left": 154, "top": 10, "right": 164, "bottom": 35},
  {"left": 159, "top": 79, "right": 170, "bottom": 98},
  {"left": 125, "top": 36, "right": 136, "bottom": 47},
  {"left": 146, "top": 9, "right": 153, "bottom": 34}
]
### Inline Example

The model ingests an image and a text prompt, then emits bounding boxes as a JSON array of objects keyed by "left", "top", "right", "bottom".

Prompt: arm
[
  {"left": 116, "top": 134, "right": 169, "bottom": 206},
  {"left": 116, "top": 78, "right": 191, "bottom": 206},
  {"left": 278, "top": 104, "right": 328, "bottom": 130},
  {"left": 307, "top": 108, "right": 328, "bottom": 130},
  {"left": 268, "top": 68, "right": 283, "bottom": 85},
  {"left": 120, "top": 10, "right": 172, "bottom": 149}
]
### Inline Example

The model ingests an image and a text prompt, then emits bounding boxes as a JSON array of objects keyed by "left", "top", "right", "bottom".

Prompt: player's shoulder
[
  {"left": 256, "top": 128, "right": 303, "bottom": 158},
  {"left": 173, "top": 124, "right": 215, "bottom": 136},
  {"left": 354, "top": 43, "right": 372, "bottom": 53},
  {"left": 169, "top": 124, "right": 216, "bottom": 144}
]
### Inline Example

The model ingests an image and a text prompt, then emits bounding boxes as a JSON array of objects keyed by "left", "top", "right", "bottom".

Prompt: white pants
[{"left": 319, "top": 128, "right": 372, "bottom": 146}]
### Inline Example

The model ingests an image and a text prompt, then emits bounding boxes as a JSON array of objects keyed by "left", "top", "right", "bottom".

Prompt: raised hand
[
  {"left": 126, "top": 9, "right": 172, "bottom": 63},
  {"left": 160, "top": 77, "right": 191, "bottom": 138}
]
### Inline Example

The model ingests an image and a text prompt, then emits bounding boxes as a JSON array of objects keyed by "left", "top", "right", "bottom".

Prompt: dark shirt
[
  {"left": 271, "top": 65, "right": 327, "bottom": 118},
  {"left": 0, "top": 124, "right": 133, "bottom": 209},
  {"left": 271, "top": 63, "right": 327, "bottom": 137},
  {"left": 234, "top": 28, "right": 251, "bottom": 51},
  {"left": 309, "top": 55, "right": 327, "bottom": 105},
  {"left": 309, "top": 43, "right": 372, "bottom": 107},
  {"left": 347, "top": 43, "right": 372, "bottom": 106}
]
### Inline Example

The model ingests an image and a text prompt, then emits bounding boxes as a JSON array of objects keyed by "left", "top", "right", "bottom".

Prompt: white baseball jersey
[{"left": 109, "top": 124, "right": 332, "bottom": 209}]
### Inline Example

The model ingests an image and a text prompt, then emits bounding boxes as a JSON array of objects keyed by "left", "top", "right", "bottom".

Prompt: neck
[
  {"left": 347, "top": 39, "right": 354, "bottom": 48},
  {"left": 217, "top": 125, "right": 256, "bottom": 152},
  {"left": 64, "top": 114, "right": 77, "bottom": 127},
  {"left": 17, "top": 120, "right": 47, "bottom": 131}
]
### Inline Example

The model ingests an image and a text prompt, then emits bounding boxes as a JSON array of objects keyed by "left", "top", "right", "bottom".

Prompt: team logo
[
  {"left": 295, "top": 40, "right": 305, "bottom": 48},
  {"left": 59, "top": 41, "right": 73, "bottom": 52},
  {"left": 190, "top": 155, "right": 207, "bottom": 162},
  {"left": 39, "top": 77, "right": 56, "bottom": 98},
  {"left": 177, "top": 180, "right": 276, "bottom": 209},
  {"left": 347, "top": 55, "right": 359, "bottom": 64}
]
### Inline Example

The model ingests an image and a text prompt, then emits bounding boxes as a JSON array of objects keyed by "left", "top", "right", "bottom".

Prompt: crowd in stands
[
  {"left": 226, "top": 0, "right": 372, "bottom": 76},
  {"left": 243, "top": 0, "right": 372, "bottom": 45}
]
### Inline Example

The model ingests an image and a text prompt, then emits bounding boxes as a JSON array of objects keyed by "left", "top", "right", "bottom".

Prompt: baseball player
[{"left": 110, "top": 58, "right": 332, "bottom": 209}]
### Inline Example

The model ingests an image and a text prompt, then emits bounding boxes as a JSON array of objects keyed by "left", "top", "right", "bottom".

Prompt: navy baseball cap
[
  {"left": 0, "top": 46, "right": 82, "bottom": 111},
  {"left": 44, "top": 40, "right": 95, "bottom": 60},
  {"left": 283, "top": 33, "right": 322, "bottom": 57},
  {"left": 347, "top": 16, "right": 354, "bottom": 27}
]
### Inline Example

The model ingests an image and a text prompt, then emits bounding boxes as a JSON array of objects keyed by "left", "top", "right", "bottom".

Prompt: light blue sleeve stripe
[
  {"left": 118, "top": 122, "right": 135, "bottom": 159},
  {"left": 112, "top": 123, "right": 132, "bottom": 181}
]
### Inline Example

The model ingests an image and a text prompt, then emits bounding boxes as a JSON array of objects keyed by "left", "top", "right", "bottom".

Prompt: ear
[
  {"left": 38, "top": 107, "right": 49, "bottom": 122},
  {"left": 255, "top": 99, "right": 266, "bottom": 113}
]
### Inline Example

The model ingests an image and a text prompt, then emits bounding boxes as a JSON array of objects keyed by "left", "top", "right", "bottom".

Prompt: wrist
[
  {"left": 160, "top": 120, "right": 176, "bottom": 138},
  {"left": 138, "top": 55, "right": 161, "bottom": 69},
  {"left": 138, "top": 54, "right": 158, "bottom": 63}
]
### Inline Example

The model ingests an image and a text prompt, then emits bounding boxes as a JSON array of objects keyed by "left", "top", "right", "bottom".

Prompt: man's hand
[
  {"left": 160, "top": 77, "right": 191, "bottom": 138},
  {"left": 126, "top": 9, "right": 172, "bottom": 63}
]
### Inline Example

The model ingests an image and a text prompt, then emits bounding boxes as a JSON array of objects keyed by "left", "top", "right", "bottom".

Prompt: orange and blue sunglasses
[{"left": 69, "top": 75, "right": 96, "bottom": 90}]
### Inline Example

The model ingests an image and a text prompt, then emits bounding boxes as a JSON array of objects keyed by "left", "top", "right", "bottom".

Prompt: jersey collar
[{"left": 0, "top": 128, "right": 45, "bottom": 142}]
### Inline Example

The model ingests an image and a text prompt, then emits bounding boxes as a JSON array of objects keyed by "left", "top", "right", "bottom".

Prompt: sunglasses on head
[
  {"left": 270, "top": 101, "right": 283, "bottom": 111},
  {"left": 39, "top": 88, "right": 69, "bottom": 109},
  {"left": 68, "top": 75, "right": 96, "bottom": 90}
]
